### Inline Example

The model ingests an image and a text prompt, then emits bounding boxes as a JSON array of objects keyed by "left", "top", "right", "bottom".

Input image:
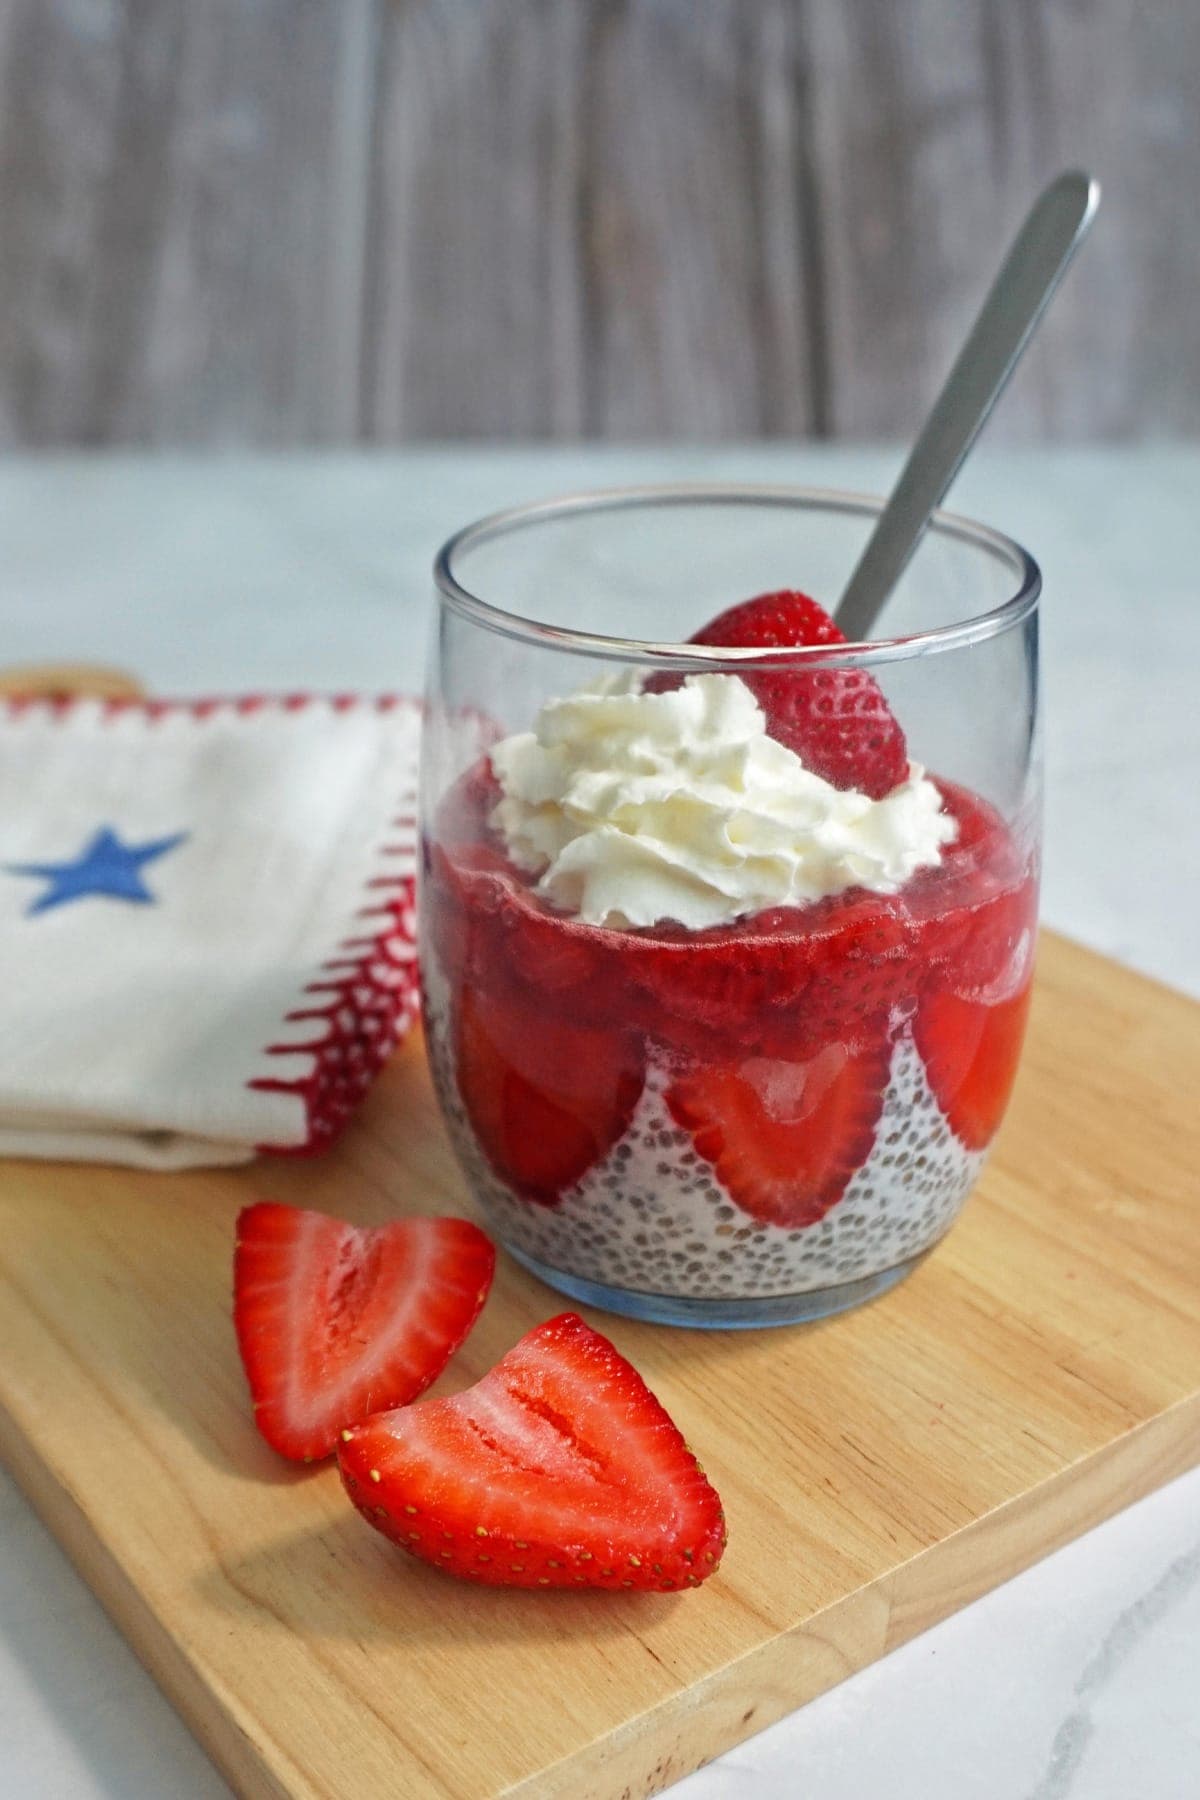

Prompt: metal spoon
[{"left": 834, "top": 170, "right": 1100, "bottom": 643}]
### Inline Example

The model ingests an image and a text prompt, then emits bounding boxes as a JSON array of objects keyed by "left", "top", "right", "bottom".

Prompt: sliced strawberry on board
[
  {"left": 234, "top": 1202, "right": 495, "bottom": 1462},
  {"left": 667, "top": 1034, "right": 892, "bottom": 1228},
  {"left": 338, "top": 1312, "right": 726, "bottom": 1590},
  {"left": 914, "top": 980, "right": 1033, "bottom": 1150},
  {"left": 456, "top": 983, "right": 644, "bottom": 1205},
  {"left": 682, "top": 590, "right": 910, "bottom": 799}
]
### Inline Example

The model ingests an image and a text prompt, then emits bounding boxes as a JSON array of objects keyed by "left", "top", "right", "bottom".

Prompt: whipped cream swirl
[{"left": 489, "top": 673, "right": 956, "bottom": 931}]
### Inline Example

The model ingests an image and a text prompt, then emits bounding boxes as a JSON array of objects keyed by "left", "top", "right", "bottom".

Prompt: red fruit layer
[
  {"left": 338, "top": 1311, "right": 726, "bottom": 1590},
  {"left": 428, "top": 766, "right": 1035, "bottom": 1043},
  {"left": 424, "top": 761, "right": 1037, "bottom": 1206}
]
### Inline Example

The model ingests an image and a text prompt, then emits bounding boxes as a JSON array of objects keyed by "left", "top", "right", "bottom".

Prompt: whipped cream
[{"left": 489, "top": 673, "right": 956, "bottom": 931}]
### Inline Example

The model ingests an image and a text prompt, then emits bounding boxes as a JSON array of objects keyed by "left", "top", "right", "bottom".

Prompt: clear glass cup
[{"left": 420, "top": 486, "right": 1041, "bottom": 1327}]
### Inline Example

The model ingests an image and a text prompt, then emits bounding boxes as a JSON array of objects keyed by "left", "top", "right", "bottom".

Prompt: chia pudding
[{"left": 420, "top": 605, "right": 1037, "bottom": 1321}]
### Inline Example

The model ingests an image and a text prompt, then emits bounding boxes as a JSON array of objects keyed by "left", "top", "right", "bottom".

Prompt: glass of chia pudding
[{"left": 420, "top": 486, "right": 1040, "bottom": 1327}]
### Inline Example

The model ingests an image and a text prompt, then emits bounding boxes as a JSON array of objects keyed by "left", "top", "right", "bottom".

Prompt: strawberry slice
[
  {"left": 667, "top": 1035, "right": 892, "bottom": 1227},
  {"left": 234, "top": 1202, "right": 495, "bottom": 1462},
  {"left": 686, "top": 590, "right": 909, "bottom": 799},
  {"left": 914, "top": 980, "right": 1033, "bottom": 1150},
  {"left": 338, "top": 1312, "right": 726, "bottom": 1590},
  {"left": 456, "top": 981, "right": 644, "bottom": 1205}
]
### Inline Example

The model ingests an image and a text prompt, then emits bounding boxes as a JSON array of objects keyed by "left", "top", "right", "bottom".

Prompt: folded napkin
[{"left": 0, "top": 694, "right": 421, "bottom": 1168}]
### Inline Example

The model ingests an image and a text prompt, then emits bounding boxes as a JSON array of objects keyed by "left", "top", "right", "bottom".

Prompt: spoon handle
[{"left": 835, "top": 170, "right": 1100, "bottom": 643}]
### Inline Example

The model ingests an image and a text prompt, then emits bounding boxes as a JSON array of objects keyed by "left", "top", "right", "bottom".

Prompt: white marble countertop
[{"left": 1, "top": 446, "right": 1197, "bottom": 1799}]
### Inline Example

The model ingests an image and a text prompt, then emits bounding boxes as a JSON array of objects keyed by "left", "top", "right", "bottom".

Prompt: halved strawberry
[
  {"left": 456, "top": 983, "right": 644, "bottom": 1205},
  {"left": 234, "top": 1203, "right": 495, "bottom": 1461},
  {"left": 914, "top": 980, "right": 1033, "bottom": 1150},
  {"left": 685, "top": 590, "right": 909, "bottom": 798},
  {"left": 666, "top": 1034, "right": 892, "bottom": 1227},
  {"left": 337, "top": 1312, "right": 726, "bottom": 1590}
]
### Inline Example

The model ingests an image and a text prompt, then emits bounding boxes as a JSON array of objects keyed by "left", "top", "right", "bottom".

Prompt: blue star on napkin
[{"left": 6, "top": 826, "right": 188, "bottom": 916}]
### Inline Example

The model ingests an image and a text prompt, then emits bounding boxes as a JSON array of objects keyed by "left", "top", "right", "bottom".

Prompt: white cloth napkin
[{"left": 0, "top": 694, "right": 420, "bottom": 1168}]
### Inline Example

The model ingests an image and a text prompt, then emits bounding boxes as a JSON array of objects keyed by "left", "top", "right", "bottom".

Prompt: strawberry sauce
[{"left": 420, "top": 758, "right": 1037, "bottom": 1308}]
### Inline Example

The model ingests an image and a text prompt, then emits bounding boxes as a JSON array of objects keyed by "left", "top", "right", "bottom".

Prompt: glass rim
[{"left": 433, "top": 482, "right": 1041, "bottom": 669}]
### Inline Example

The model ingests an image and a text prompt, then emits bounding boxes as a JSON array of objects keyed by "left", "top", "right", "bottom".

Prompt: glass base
[{"left": 503, "top": 1241, "right": 930, "bottom": 1329}]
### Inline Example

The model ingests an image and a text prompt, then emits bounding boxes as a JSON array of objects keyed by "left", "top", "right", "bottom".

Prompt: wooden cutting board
[{"left": 1, "top": 932, "right": 1198, "bottom": 1800}]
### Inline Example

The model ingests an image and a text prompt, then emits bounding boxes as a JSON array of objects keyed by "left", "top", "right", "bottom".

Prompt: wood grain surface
[
  {"left": 0, "top": 932, "right": 1198, "bottom": 1800},
  {"left": 0, "top": 662, "right": 143, "bottom": 698},
  {"left": 0, "top": 0, "right": 1196, "bottom": 446}
]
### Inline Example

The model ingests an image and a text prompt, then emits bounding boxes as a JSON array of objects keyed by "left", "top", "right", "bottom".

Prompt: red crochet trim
[
  {"left": 1, "top": 691, "right": 411, "bottom": 721},
  {"left": 4, "top": 690, "right": 421, "bottom": 1157},
  {"left": 249, "top": 835, "right": 419, "bottom": 1158},
  {"left": 246, "top": 697, "right": 421, "bottom": 1156}
]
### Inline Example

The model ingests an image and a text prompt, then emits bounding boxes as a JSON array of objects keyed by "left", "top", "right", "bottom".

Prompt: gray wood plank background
[{"left": 0, "top": 0, "right": 1195, "bottom": 446}]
